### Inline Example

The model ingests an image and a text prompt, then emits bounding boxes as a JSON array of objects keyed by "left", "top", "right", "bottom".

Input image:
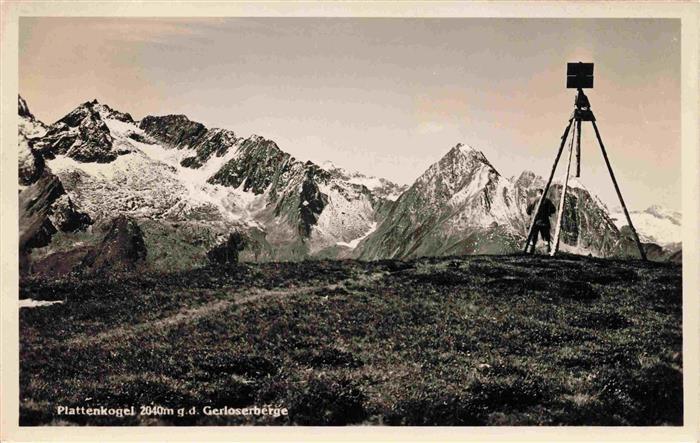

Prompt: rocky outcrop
[
  {"left": 139, "top": 115, "right": 240, "bottom": 168},
  {"left": 543, "top": 183, "right": 621, "bottom": 257},
  {"left": 27, "top": 215, "right": 147, "bottom": 278},
  {"left": 92, "top": 101, "right": 134, "bottom": 123},
  {"left": 266, "top": 162, "right": 333, "bottom": 238},
  {"left": 18, "top": 95, "right": 48, "bottom": 138},
  {"left": 26, "top": 246, "right": 94, "bottom": 278},
  {"left": 297, "top": 166, "right": 331, "bottom": 237},
  {"left": 18, "top": 170, "right": 65, "bottom": 251},
  {"left": 18, "top": 95, "right": 48, "bottom": 186},
  {"left": 180, "top": 129, "right": 239, "bottom": 168},
  {"left": 18, "top": 95, "right": 33, "bottom": 118},
  {"left": 139, "top": 114, "right": 208, "bottom": 150},
  {"left": 18, "top": 135, "right": 45, "bottom": 186},
  {"left": 18, "top": 166, "right": 93, "bottom": 276},
  {"left": 48, "top": 194, "right": 93, "bottom": 232},
  {"left": 207, "top": 231, "right": 246, "bottom": 265},
  {"left": 140, "top": 114, "right": 245, "bottom": 170},
  {"left": 80, "top": 215, "right": 147, "bottom": 274},
  {"left": 667, "top": 249, "right": 681, "bottom": 263},
  {"left": 19, "top": 170, "right": 92, "bottom": 250}
]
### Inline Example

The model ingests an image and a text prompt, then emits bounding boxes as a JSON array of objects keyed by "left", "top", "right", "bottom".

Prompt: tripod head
[
  {"left": 575, "top": 89, "right": 590, "bottom": 109},
  {"left": 574, "top": 89, "right": 595, "bottom": 122}
]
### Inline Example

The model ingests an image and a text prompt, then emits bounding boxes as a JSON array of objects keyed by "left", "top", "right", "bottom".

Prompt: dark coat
[{"left": 527, "top": 196, "right": 556, "bottom": 225}]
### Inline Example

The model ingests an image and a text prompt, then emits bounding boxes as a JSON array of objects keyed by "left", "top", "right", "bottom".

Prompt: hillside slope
[{"left": 20, "top": 254, "right": 682, "bottom": 426}]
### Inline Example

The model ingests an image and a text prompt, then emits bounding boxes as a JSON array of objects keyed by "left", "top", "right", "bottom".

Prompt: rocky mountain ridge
[
  {"left": 17, "top": 96, "right": 401, "bottom": 274},
  {"left": 320, "top": 160, "right": 410, "bottom": 201},
  {"left": 136, "top": 113, "right": 386, "bottom": 254},
  {"left": 17, "top": 95, "right": 681, "bottom": 276}
]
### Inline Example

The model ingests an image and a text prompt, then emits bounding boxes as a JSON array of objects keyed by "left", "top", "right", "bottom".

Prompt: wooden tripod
[{"left": 523, "top": 89, "right": 647, "bottom": 261}]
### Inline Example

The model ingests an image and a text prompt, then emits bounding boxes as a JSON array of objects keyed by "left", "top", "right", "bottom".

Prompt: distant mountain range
[
  {"left": 17, "top": 96, "right": 682, "bottom": 277},
  {"left": 610, "top": 205, "right": 681, "bottom": 248}
]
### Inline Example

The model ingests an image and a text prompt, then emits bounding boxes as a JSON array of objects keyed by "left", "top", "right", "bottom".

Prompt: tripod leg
[
  {"left": 551, "top": 121, "right": 576, "bottom": 256},
  {"left": 591, "top": 120, "right": 648, "bottom": 261},
  {"left": 575, "top": 118, "right": 582, "bottom": 178},
  {"left": 523, "top": 118, "right": 574, "bottom": 253}
]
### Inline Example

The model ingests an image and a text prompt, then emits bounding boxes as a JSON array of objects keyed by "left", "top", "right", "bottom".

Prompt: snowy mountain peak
[
  {"left": 443, "top": 142, "right": 494, "bottom": 170},
  {"left": 644, "top": 205, "right": 681, "bottom": 225},
  {"left": 422, "top": 143, "right": 498, "bottom": 183},
  {"left": 447, "top": 142, "right": 477, "bottom": 157},
  {"left": 55, "top": 100, "right": 133, "bottom": 127},
  {"left": 358, "top": 140, "right": 638, "bottom": 260},
  {"left": 389, "top": 144, "right": 507, "bottom": 225},
  {"left": 249, "top": 134, "right": 268, "bottom": 143},
  {"left": 92, "top": 102, "right": 134, "bottom": 123},
  {"left": 28, "top": 100, "right": 130, "bottom": 163}
]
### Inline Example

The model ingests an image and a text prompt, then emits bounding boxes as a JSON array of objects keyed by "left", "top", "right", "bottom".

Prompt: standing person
[{"left": 526, "top": 189, "right": 556, "bottom": 254}]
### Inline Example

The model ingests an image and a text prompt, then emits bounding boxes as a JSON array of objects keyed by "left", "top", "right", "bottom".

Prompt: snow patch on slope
[
  {"left": 109, "top": 118, "right": 268, "bottom": 225},
  {"left": 19, "top": 299, "right": 64, "bottom": 309},
  {"left": 448, "top": 166, "right": 494, "bottom": 207},
  {"left": 347, "top": 175, "right": 383, "bottom": 190},
  {"left": 49, "top": 152, "right": 143, "bottom": 181},
  {"left": 48, "top": 118, "right": 267, "bottom": 227},
  {"left": 336, "top": 222, "right": 378, "bottom": 249}
]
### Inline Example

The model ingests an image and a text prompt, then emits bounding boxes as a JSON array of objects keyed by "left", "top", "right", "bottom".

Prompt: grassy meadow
[{"left": 19, "top": 254, "right": 682, "bottom": 426}]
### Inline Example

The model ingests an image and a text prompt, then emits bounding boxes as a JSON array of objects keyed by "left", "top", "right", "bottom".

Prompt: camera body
[{"left": 566, "top": 62, "right": 594, "bottom": 89}]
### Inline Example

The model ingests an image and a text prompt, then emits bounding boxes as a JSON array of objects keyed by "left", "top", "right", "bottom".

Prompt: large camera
[{"left": 566, "top": 62, "right": 594, "bottom": 89}]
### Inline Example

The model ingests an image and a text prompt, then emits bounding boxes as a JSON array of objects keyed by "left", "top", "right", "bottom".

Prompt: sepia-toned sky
[{"left": 19, "top": 18, "right": 680, "bottom": 211}]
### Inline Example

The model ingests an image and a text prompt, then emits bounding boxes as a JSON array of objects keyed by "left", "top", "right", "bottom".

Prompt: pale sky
[{"left": 19, "top": 18, "right": 680, "bottom": 211}]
